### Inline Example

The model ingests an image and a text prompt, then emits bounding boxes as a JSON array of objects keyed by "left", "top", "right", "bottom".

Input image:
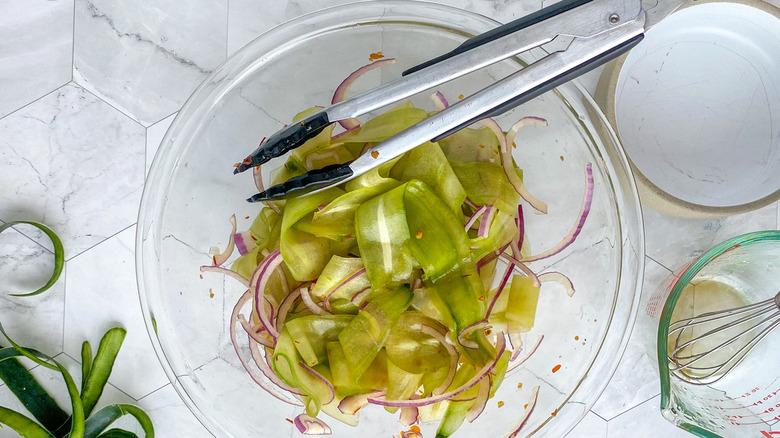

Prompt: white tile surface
[
  {"left": 145, "top": 112, "right": 177, "bottom": 175},
  {"left": 606, "top": 395, "right": 693, "bottom": 438},
  {"left": 568, "top": 411, "right": 608, "bottom": 438},
  {"left": 0, "top": 83, "right": 146, "bottom": 260},
  {"left": 0, "top": 225, "right": 65, "bottom": 354},
  {"left": 73, "top": 0, "right": 228, "bottom": 126},
  {"left": 64, "top": 226, "right": 168, "bottom": 400},
  {"left": 0, "top": 0, "right": 73, "bottom": 119},
  {"left": 136, "top": 384, "right": 212, "bottom": 438},
  {"left": 591, "top": 257, "right": 671, "bottom": 421}
]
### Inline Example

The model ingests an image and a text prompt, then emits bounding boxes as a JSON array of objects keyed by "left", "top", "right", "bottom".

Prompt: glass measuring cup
[{"left": 644, "top": 231, "right": 780, "bottom": 437}]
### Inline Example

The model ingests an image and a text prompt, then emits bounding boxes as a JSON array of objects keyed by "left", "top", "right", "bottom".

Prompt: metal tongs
[{"left": 234, "top": 0, "right": 685, "bottom": 201}]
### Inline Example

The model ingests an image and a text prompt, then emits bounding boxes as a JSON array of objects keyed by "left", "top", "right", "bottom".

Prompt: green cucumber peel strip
[{"left": 0, "top": 221, "right": 64, "bottom": 297}]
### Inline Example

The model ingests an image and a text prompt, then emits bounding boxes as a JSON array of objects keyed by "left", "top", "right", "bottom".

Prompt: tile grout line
[
  {"left": 64, "top": 221, "right": 136, "bottom": 262},
  {"left": 646, "top": 254, "right": 673, "bottom": 274},
  {"left": 71, "top": 0, "right": 76, "bottom": 83},
  {"left": 72, "top": 81, "right": 148, "bottom": 129},
  {"left": 0, "top": 81, "right": 72, "bottom": 123}
]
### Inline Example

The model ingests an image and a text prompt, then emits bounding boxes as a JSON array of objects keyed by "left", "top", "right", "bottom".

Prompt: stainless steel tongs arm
[{"left": 235, "top": 0, "right": 644, "bottom": 173}]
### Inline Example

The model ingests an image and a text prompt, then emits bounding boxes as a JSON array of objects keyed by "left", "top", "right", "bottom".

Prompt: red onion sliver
[
  {"left": 430, "top": 91, "right": 450, "bottom": 110},
  {"left": 332, "top": 58, "right": 397, "bottom": 130},
  {"left": 252, "top": 163, "right": 264, "bottom": 193},
  {"left": 401, "top": 432, "right": 423, "bottom": 438},
  {"left": 338, "top": 391, "right": 384, "bottom": 415},
  {"left": 505, "top": 116, "right": 547, "bottom": 148},
  {"left": 464, "top": 205, "right": 488, "bottom": 231},
  {"left": 234, "top": 231, "right": 256, "bottom": 256},
  {"left": 399, "top": 406, "right": 420, "bottom": 426},
  {"left": 508, "top": 334, "right": 544, "bottom": 371},
  {"left": 293, "top": 413, "right": 332, "bottom": 435},
  {"left": 539, "top": 272, "right": 576, "bottom": 297},
  {"left": 464, "top": 197, "right": 478, "bottom": 209},
  {"left": 418, "top": 324, "right": 458, "bottom": 395},
  {"left": 300, "top": 286, "right": 325, "bottom": 315},
  {"left": 230, "top": 289, "right": 303, "bottom": 406},
  {"left": 457, "top": 319, "right": 488, "bottom": 350},
  {"left": 521, "top": 163, "right": 594, "bottom": 262},
  {"left": 210, "top": 215, "right": 237, "bottom": 266},
  {"left": 332, "top": 124, "right": 361, "bottom": 141},
  {"left": 239, "top": 315, "right": 274, "bottom": 348},
  {"left": 466, "top": 375, "right": 492, "bottom": 423},
  {"left": 516, "top": 204, "right": 525, "bottom": 250},
  {"left": 486, "top": 264, "right": 513, "bottom": 320},
  {"left": 368, "top": 335, "right": 506, "bottom": 407},
  {"left": 501, "top": 249, "right": 541, "bottom": 288},
  {"left": 323, "top": 268, "right": 367, "bottom": 312},
  {"left": 478, "top": 205, "right": 495, "bottom": 238},
  {"left": 200, "top": 265, "right": 250, "bottom": 288},
  {"left": 248, "top": 336, "right": 306, "bottom": 396},
  {"left": 349, "top": 287, "right": 370, "bottom": 305},
  {"left": 298, "top": 361, "right": 335, "bottom": 404},
  {"left": 478, "top": 118, "right": 548, "bottom": 214},
  {"left": 276, "top": 287, "right": 302, "bottom": 331},
  {"left": 252, "top": 251, "right": 284, "bottom": 338},
  {"left": 500, "top": 385, "right": 540, "bottom": 438},
  {"left": 508, "top": 332, "right": 524, "bottom": 362}
]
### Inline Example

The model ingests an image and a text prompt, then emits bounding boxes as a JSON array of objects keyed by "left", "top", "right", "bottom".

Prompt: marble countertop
[{"left": 1, "top": 0, "right": 778, "bottom": 437}]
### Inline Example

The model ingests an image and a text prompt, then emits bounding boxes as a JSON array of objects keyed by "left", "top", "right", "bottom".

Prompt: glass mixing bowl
[{"left": 137, "top": 1, "right": 645, "bottom": 436}]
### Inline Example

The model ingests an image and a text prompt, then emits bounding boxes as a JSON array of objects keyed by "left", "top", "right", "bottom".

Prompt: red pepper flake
[
  {"left": 517, "top": 382, "right": 523, "bottom": 389},
  {"left": 492, "top": 149, "right": 499, "bottom": 155},
  {"left": 300, "top": 121, "right": 306, "bottom": 126},
  {"left": 409, "top": 425, "right": 421, "bottom": 433},
  {"left": 294, "top": 340, "right": 300, "bottom": 344},
  {"left": 477, "top": 295, "right": 486, "bottom": 301},
  {"left": 458, "top": 94, "right": 464, "bottom": 100},
  {"left": 369, "top": 51, "right": 384, "bottom": 61},
  {"left": 371, "top": 151, "right": 379, "bottom": 159},
  {"left": 251, "top": 235, "right": 258, "bottom": 241},
  {"left": 551, "top": 409, "right": 558, "bottom": 416},
  {"left": 242, "top": 157, "right": 252, "bottom": 165},
  {"left": 245, "top": 216, "right": 250, "bottom": 219},
  {"left": 524, "top": 403, "right": 528, "bottom": 409},
  {"left": 209, "top": 288, "right": 214, "bottom": 298},
  {"left": 485, "top": 329, "right": 492, "bottom": 336},
  {"left": 559, "top": 155, "right": 564, "bottom": 161},
  {"left": 255, "top": 165, "right": 261, "bottom": 170},
  {"left": 415, "top": 230, "right": 423, "bottom": 239},
  {"left": 512, "top": 142, "right": 517, "bottom": 149},
  {"left": 212, "top": 255, "right": 217, "bottom": 265},
  {"left": 233, "top": 163, "right": 240, "bottom": 167},
  {"left": 498, "top": 401, "right": 505, "bottom": 408},
  {"left": 285, "top": 418, "right": 294, "bottom": 424},
  {"left": 478, "top": 144, "right": 486, "bottom": 149},
  {"left": 345, "top": 233, "right": 353, "bottom": 239},
  {"left": 199, "top": 274, "right": 203, "bottom": 279},
  {"left": 552, "top": 364, "right": 561, "bottom": 373},
  {"left": 574, "top": 336, "right": 579, "bottom": 341}
]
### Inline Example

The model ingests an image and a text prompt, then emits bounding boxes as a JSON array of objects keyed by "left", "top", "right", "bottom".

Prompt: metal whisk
[{"left": 668, "top": 291, "right": 780, "bottom": 385}]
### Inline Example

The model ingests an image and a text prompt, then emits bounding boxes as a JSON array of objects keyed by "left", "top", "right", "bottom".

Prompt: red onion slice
[
  {"left": 276, "top": 287, "right": 302, "bottom": 331},
  {"left": 293, "top": 414, "right": 332, "bottom": 435},
  {"left": 508, "top": 332, "right": 523, "bottom": 362},
  {"left": 430, "top": 91, "right": 450, "bottom": 110},
  {"left": 500, "top": 385, "right": 540, "bottom": 438},
  {"left": 478, "top": 205, "right": 495, "bottom": 238},
  {"left": 401, "top": 432, "right": 423, "bottom": 438},
  {"left": 418, "top": 325, "right": 458, "bottom": 395},
  {"left": 399, "top": 406, "right": 420, "bottom": 426},
  {"left": 466, "top": 375, "right": 492, "bottom": 423},
  {"left": 520, "top": 163, "right": 593, "bottom": 262},
  {"left": 457, "top": 320, "right": 488, "bottom": 350},
  {"left": 252, "top": 162, "right": 264, "bottom": 193},
  {"left": 239, "top": 315, "right": 274, "bottom": 348},
  {"left": 367, "top": 335, "right": 506, "bottom": 408},
  {"left": 505, "top": 116, "right": 547, "bottom": 148},
  {"left": 323, "top": 267, "right": 367, "bottom": 312},
  {"left": 501, "top": 250, "right": 540, "bottom": 288},
  {"left": 349, "top": 287, "right": 370, "bottom": 305},
  {"left": 200, "top": 265, "right": 250, "bottom": 288},
  {"left": 332, "top": 58, "right": 397, "bottom": 130},
  {"left": 478, "top": 118, "right": 548, "bottom": 214},
  {"left": 248, "top": 337, "right": 306, "bottom": 396},
  {"left": 338, "top": 391, "right": 384, "bottom": 415},
  {"left": 508, "top": 334, "right": 544, "bottom": 372},
  {"left": 251, "top": 251, "right": 284, "bottom": 339},
  {"left": 299, "top": 361, "right": 335, "bottom": 404},
  {"left": 300, "top": 286, "right": 325, "bottom": 315},
  {"left": 486, "top": 264, "right": 513, "bottom": 320},
  {"left": 538, "top": 272, "right": 575, "bottom": 297},
  {"left": 516, "top": 204, "right": 525, "bottom": 250},
  {"left": 229, "top": 289, "right": 303, "bottom": 406},
  {"left": 233, "top": 231, "right": 257, "bottom": 256},
  {"left": 331, "top": 124, "right": 360, "bottom": 141},
  {"left": 464, "top": 205, "right": 487, "bottom": 231},
  {"left": 464, "top": 197, "right": 478, "bottom": 209},
  {"left": 210, "top": 215, "right": 237, "bottom": 266}
]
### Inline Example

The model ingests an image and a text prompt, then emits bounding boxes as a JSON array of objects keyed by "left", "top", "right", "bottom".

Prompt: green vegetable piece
[
  {"left": 285, "top": 315, "right": 353, "bottom": 367},
  {"left": 390, "top": 142, "right": 467, "bottom": 216},
  {"left": 467, "top": 211, "right": 518, "bottom": 263},
  {"left": 489, "top": 351, "right": 511, "bottom": 399},
  {"left": 438, "top": 126, "right": 503, "bottom": 164},
  {"left": 309, "top": 256, "right": 369, "bottom": 307},
  {"left": 0, "top": 406, "right": 54, "bottom": 438},
  {"left": 426, "top": 265, "right": 485, "bottom": 331},
  {"left": 504, "top": 275, "right": 541, "bottom": 333},
  {"left": 410, "top": 286, "right": 457, "bottom": 333},
  {"left": 435, "top": 365, "right": 480, "bottom": 438},
  {"left": 449, "top": 161, "right": 520, "bottom": 215},
  {"left": 385, "top": 313, "right": 450, "bottom": 375},
  {"left": 0, "top": 221, "right": 64, "bottom": 297},
  {"left": 281, "top": 188, "right": 345, "bottom": 281},
  {"left": 326, "top": 342, "right": 387, "bottom": 397},
  {"left": 354, "top": 184, "right": 415, "bottom": 288},
  {"left": 339, "top": 102, "right": 428, "bottom": 144},
  {"left": 249, "top": 207, "right": 282, "bottom": 252},
  {"left": 337, "top": 286, "right": 413, "bottom": 378},
  {"left": 272, "top": 328, "right": 332, "bottom": 417},
  {"left": 404, "top": 180, "right": 470, "bottom": 281},
  {"left": 384, "top": 359, "right": 423, "bottom": 414}
]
